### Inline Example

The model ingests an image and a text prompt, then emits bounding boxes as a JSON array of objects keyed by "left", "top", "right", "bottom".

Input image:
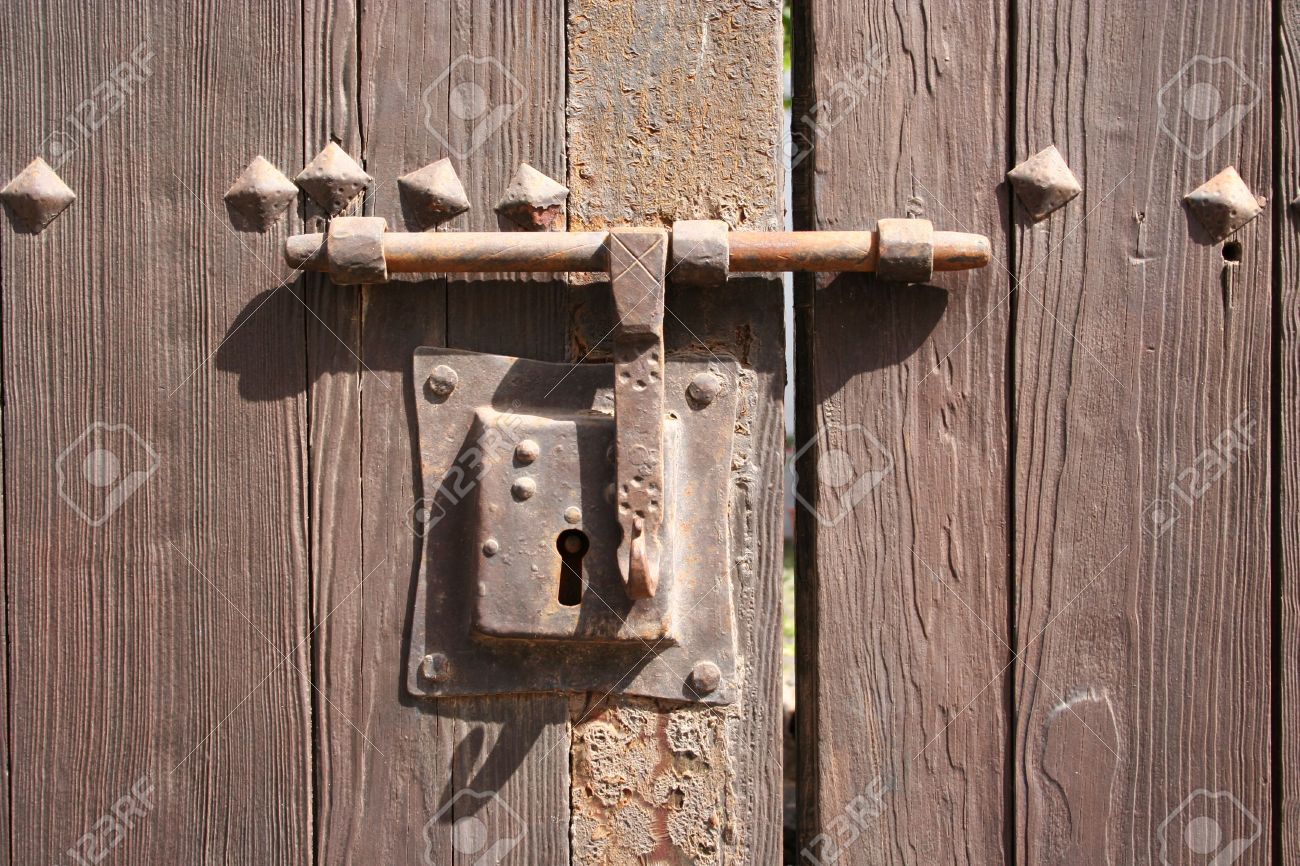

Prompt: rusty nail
[
  {"left": 687, "top": 371, "right": 723, "bottom": 406},
  {"left": 1184, "top": 166, "right": 1265, "bottom": 243},
  {"left": 427, "top": 365, "right": 458, "bottom": 397},
  {"left": 420, "top": 652, "right": 450, "bottom": 682},
  {"left": 482, "top": 538, "right": 499, "bottom": 557},
  {"left": 1, "top": 157, "right": 76, "bottom": 232},
  {"left": 512, "top": 477, "right": 537, "bottom": 500},
  {"left": 563, "top": 506, "right": 582, "bottom": 524},
  {"left": 688, "top": 661, "right": 722, "bottom": 695},
  {"left": 1007, "top": 145, "right": 1082, "bottom": 221},
  {"left": 514, "top": 439, "right": 540, "bottom": 464}
]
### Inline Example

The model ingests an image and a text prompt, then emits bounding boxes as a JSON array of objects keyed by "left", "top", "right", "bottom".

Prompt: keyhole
[{"left": 557, "top": 529, "right": 588, "bottom": 606}]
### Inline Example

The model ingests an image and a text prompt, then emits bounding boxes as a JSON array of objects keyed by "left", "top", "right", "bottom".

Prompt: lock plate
[{"left": 406, "top": 347, "right": 741, "bottom": 704}]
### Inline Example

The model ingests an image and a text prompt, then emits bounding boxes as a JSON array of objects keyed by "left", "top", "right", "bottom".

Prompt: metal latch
[{"left": 285, "top": 217, "right": 989, "bottom": 703}]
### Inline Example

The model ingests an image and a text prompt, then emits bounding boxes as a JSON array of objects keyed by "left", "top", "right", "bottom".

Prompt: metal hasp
[{"left": 283, "top": 215, "right": 990, "bottom": 703}]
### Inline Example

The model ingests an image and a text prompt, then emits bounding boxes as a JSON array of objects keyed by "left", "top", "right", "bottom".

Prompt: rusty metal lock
[{"left": 285, "top": 215, "right": 990, "bottom": 703}]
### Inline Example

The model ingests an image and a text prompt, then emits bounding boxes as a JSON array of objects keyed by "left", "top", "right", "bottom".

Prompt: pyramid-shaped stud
[
  {"left": 224, "top": 156, "right": 299, "bottom": 231},
  {"left": 398, "top": 158, "right": 470, "bottom": 229},
  {"left": 495, "top": 163, "right": 568, "bottom": 231},
  {"left": 295, "top": 142, "right": 372, "bottom": 215},
  {"left": 1007, "top": 145, "right": 1082, "bottom": 221},
  {"left": 1, "top": 157, "right": 76, "bottom": 233},
  {"left": 1184, "top": 166, "right": 1265, "bottom": 243}
]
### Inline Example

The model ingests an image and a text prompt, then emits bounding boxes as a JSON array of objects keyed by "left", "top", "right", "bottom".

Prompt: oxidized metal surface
[
  {"left": 224, "top": 156, "right": 298, "bottom": 232},
  {"left": 406, "top": 347, "right": 741, "bottom": 705},
  {"left": 295, "top": 142, "right": 372, "bottom": 214},
  {"left": 1, "top": 157, "right": 75, "bottom": 232},
  {"left": 670, "top": 219, "right": 730, "bottom": 286},
  {"left": 397, "top": 157, "right": 470, "bottom": 228},
  {"left": 496, "top": 162, "right": 569, "bottom": 230},
  {"left": 875, "top": 217, "right": 934, "bottom": 283},
  {"left": 1007, "top": 144, "right": 1082, "bottom": 220},
  {"left": 608, "top": 228, "right": 668, "bottom": 599},
  {"left": 1184, "top": 165, "right": 1265, "bottom": 242},
  {"left": 284, "top": 221, "right": 992, "bottom": 278},
  {"left": 326, "top": 216, "right": 388, "bottom": 284}
]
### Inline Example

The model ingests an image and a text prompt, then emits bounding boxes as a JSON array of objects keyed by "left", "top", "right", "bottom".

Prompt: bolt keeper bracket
[{"left": 286, "top": 217, "right": 989, "bottom": 600}]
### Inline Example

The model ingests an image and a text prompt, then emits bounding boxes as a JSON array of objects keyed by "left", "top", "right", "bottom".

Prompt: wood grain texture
[
  {"left": 1012, "top": 2, "right": 1272, "bottom": 864},
  {"left": 1279, "top": 1, "right": 1299, "bottom": 861},
  {"left": 0, "top": 0, "right": 312, "bottom": 862},
  {"left": 792, "top": 1, "right": 1011, "bottom": 863},
  {"left": 567, "top": 1, "right": 785, "bottom": 862}
]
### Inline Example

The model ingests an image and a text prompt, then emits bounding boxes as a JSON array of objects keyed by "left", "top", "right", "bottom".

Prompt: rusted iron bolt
[
  {"left": 514, "top": 439, "right": 540, "bottom": 464},
  {"left": 688, "top": 661, "right": 722, "bottom": 695},
  {"left": 481, "top": 538, "right": 500, "bottom": 557},
  {"left": 511, "top": 477, "right": 537, "bottom": 501},
  {"left": 426, "top": 364, "right": 458, "bottom": 398},
  {"left": 420, "top": 652, "right": 451, "bottom": 682},
  {"left": 686, "top": 372, "right": 723, "bottom": 406}
]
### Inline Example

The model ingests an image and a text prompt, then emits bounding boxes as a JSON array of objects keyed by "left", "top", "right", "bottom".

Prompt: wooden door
[
  {"left": 0, "top": 1, "right": 784, "bottom": 864},
  {"left": 795, "top": 1, "right": 1285, "bottom": 865}
]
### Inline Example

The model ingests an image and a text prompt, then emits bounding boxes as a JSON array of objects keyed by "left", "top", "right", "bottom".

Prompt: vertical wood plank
[
  {"left": 1013, "top": 2, "right": 1272, "bottom": 863},
  {"left": 567, "top": 1, "right": 785, "bottom": 862},
  {"left": 1278, "top": 1, "right": 1299, "bottom": 861},
  {"left": 792, "top": 1, "right": 1011, "bottom": 863},
  {"left": 0, "top": 0, "right": 312, "bottom": 862}
]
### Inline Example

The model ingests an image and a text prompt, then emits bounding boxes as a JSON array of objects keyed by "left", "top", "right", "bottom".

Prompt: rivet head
[
  {"left": 1184, "top": 166, "right": 1265, "bottom": 243},
  {"left": 482, "top": 538, "right": 500, "bottom": 556},
  {"left": 1007, "top": 145, "right": 1082, "bottom": 221},
  {"left": 224, "top": 156, "right": 299, "bottom": 231},
  {"left": 427, "top": 365, "right": 458, "bottom": 398},
  {"left": 295, "top": 142, "right": 372, "bottom": 214},
  {"left": 686, "top": 372, "right": 723, "bottom": 406},
  {"left": 496, "top": 163, "right": 569, "bottom": 231},
  {"left": 563, "top": 506, "right": 582, "bottom": 524},
  {"left": 688, "top": 661, "right": 722, "bottom": 696},
  {"left": 512, "top": 477, "right": 537, "bottom": 501},
  {"left": 420, "top": 652, "right": 451, "bottom": 683},
  {"left": 514, "top": 439, "right": 540, "bottom": 464},
  {"left": 1, "top": 157, "right": 76, "bottom": 232},
  {"left": 397, "top": 157, "right": 470, "bottom": 229}
]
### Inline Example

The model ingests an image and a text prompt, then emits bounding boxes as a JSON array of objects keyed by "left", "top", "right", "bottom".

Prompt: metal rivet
[
  {"left": 1, "top": 157, "right": 75, "bottom": 232},
  {"left": 224, "top": 156, "right": 299, "bottom": 232},
  {"left": 686, "top": 371, "right": 723, "bottom": 406},
  {"left": 420, "top": 652, "right": 450, "bottom": 682},
  {"left": 515, "top": 439, "right": 540, "bottom": 464},
  {"left": 296, "top": 142, "right": 372, "bottom": 214},
  {"left": 564, "top": 506, "right": 582, "bottom": 524},
  {"left": 397, "top": 157, "right": 471, "bottom": 228},
  {"left": 512, "top": 477, "right": 537, "bottom": 500},
  {"left": 427, "top": 365, "right": 458, "bottom": 398},
  {"left": 496, "top": 163, "right": 569, "bottom": 231},
  {"left": 1007, "top": 145, "right": 1082, "bottom": 221},
  {"left": 1184, "top": 166, "right": 1265, "bottom": 243},
  {"left": 482, "top": 537, "right": 500, "bottom": 556},
  {"left": 688, "top": 661, "right": 722, "bottom": 696}
]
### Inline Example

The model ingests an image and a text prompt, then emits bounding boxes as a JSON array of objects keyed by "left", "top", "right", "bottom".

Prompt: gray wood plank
[
  {"left": 792, "top": 1, "right": 1011, "bottom": 863},
  {"left": 567, "top": 1, "right": 785, "bottom": 862},
  {"left": 0, "top": 0, "right": 312, "bottom": 862},
  {"left": 1012, "top": 2, "right": 1272, "bottom": 863},
  {"left": 1279, "top": 2, "right": 1299, "bottom": 861}
]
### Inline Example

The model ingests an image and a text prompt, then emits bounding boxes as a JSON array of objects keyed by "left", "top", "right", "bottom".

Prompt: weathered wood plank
[
  {"left": 1279, "top": 1, "right": 1300, "bottom": 860},
  {"left": 1012, "top": 2, "right": 1272, "bottom": 863},
  {"left": 0, "top": 0, "right": 312, "bottom": 862},
  {"left": 567, "top": 1, "right": 785, "bottom": 862},
  {"left": 792, "top": 1, "right": 1011, "bottom": 863}
]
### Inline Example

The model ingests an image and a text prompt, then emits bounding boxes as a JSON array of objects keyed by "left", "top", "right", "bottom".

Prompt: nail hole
[
  {"left": 1222, "top": 241, "right": 1243, "bottom": 262},
  {"left": 557, "top": 529, "right": 588, "bottom": 606}
]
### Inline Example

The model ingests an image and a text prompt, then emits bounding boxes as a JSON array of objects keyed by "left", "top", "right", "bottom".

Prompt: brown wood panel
[
  {"left": 566, "top": 2, "right": 785, "bottom": 862},
  {"left": 792, "top": 1, "right": 1011, "bottom": 863},
  {"left": 1279, "top": 2, "right": 1300, "bottom": 861},
  {"left": 1012, "top": 2, "right": 1272, "bottom": 864},
  {"left": 0, "top": 0, "right": 312, "bottom": 863}
]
